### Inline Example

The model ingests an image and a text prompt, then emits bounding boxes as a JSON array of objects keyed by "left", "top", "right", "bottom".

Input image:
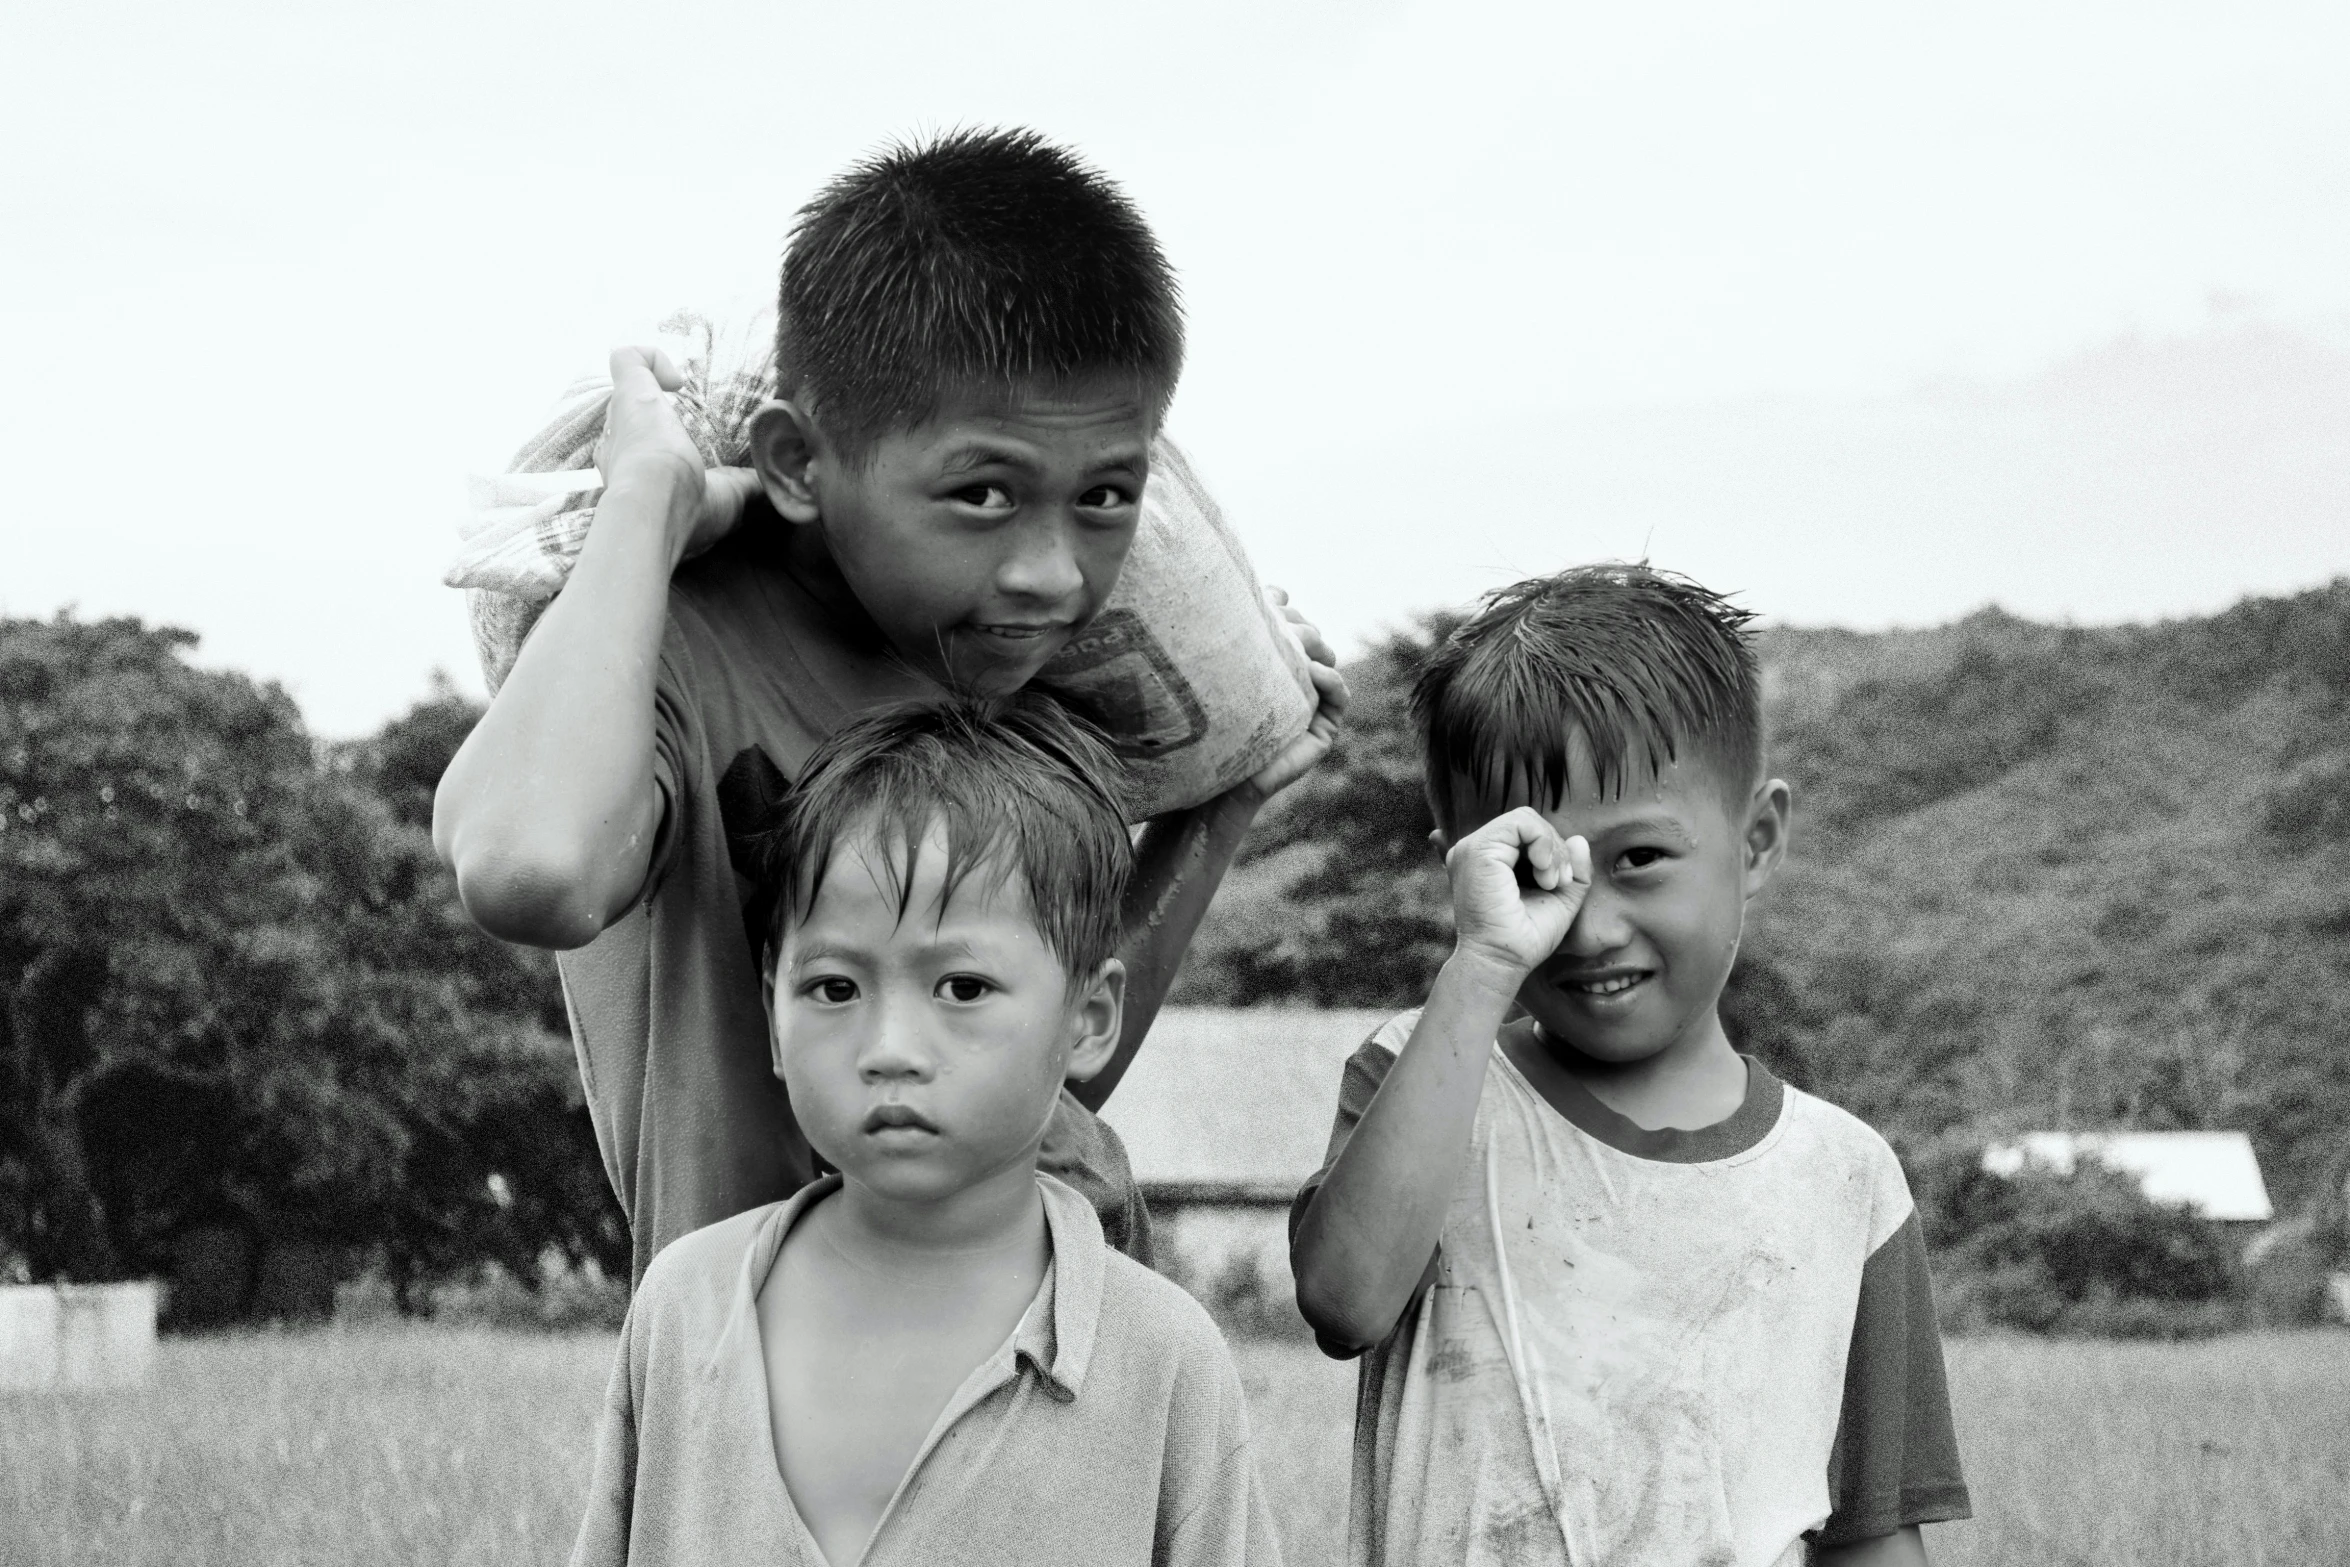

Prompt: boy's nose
[
  {"left": 1558, "top": 881, "right": 1634, "bottom": 957},
  {"left": 855, "top": 1011, "right": 937, "bottom": 1082},
  {"left": 994, "top": 517, "right": 1086, "bottom": 604}
]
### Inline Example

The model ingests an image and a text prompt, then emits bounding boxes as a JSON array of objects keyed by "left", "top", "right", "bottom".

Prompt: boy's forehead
[
  {"left": 891, "top": 374, "right": 1157, "bottom": 450},
  {"left": 794, "top": 820, "right": 1037, "bottom": 933},
  {"left": 1439, "top": 727, "right": 1741, "bottom": 830}
]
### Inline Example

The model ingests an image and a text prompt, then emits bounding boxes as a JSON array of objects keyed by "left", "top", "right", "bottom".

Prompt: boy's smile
[{"left": 755, "top": 374, "right": 1154, "bottom": 696}]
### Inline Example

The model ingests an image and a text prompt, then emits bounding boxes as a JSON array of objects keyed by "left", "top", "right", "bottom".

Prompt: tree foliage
[{"left": 0, "top": 618, "right": 619, "bottom": 1315}]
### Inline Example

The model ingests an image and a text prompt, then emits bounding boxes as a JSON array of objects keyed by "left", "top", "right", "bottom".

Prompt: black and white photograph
[{"left": 4, "top": 3, "right": 2347, "bottom": 1563}]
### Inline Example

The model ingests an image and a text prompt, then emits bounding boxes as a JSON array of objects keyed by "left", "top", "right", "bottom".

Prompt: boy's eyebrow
[
  {"left": 787, "top": 939, "right": 867, "bottom": 968},
  {"left": 932, "top": 438, "right": 1148, "bottom": 480},
  {"left": 786, "top": 934, "right": 996, "bottom": 966},
  {"left": 1591, "top": 812, "right": 1702, "bottom": 847}
]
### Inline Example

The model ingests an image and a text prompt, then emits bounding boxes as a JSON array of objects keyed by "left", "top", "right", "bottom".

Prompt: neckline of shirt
[{"left": 1494, "top": 1044, "right": 1786, "bottom": 1164}]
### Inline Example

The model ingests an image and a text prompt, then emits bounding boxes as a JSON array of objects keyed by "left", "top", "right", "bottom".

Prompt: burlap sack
[{"left": 447, "top": 336, "right": 1316, "bottom": 820}]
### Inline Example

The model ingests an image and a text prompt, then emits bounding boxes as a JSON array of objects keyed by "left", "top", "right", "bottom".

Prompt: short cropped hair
[
  {"left": 758, "top": 691, "right": 1132, "bottom": 981},
  {"left": 1412, "top": 564, "right": 1762, "bottom": 827},
  {"left": 777, "top": 127, "right": 1185, "bottom": 458}
]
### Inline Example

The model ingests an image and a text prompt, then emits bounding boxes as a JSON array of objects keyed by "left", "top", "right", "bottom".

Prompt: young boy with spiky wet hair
[
  {"left": 435, "top": 129, "right": 1343, "bottom": 1280},
  {"left": 1290, "top": 565, "right": 1970, "bottom": 1567},
  {"left": 571, "top": 694, "right": 1279, "bottom": 1567}
]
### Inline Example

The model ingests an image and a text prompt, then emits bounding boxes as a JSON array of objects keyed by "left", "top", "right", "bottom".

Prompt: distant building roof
[
  {"left": 1104, "top": 1007, "right": 1392, "bottom": 1197},
  {"left": 1981, "top": 1131, "right": 2274, "bottom": 1222}
]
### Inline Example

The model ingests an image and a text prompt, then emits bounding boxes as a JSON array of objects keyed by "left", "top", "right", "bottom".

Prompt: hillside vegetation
[{"left": 1174, "top": 581, "right": 2350, "bottom": 1215}]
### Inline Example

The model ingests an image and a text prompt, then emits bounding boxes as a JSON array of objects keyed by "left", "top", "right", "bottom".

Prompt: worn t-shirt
[
  {"left": 569, "top": 1173, "right": 1280, "bottom": 1567},
  {"left": 1292, "top": 1011, "right": 1970, "bottom": 1567},
  {"left": 556, "top": 541, "right": 1153, "bottom": 1282}
]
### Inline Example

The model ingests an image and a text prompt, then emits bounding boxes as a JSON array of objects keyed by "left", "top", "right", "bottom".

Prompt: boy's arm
[
  {"left": 1814, "top": 1526, "right": 1929, "bottom": 1565},
  {"left": 1068, "top": 595, "right": 1348, "bottom": 1111},
  {"left": 434, "top": 348, "right": 758, "bottom": 949},
  {"left": 1289, "top": 811, "right": 1589, "bottom": 1352}
]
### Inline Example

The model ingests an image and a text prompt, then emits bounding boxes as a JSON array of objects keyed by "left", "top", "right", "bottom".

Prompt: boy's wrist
[
  {"left": 599, "top": 464, "right": 704, "bottom": 571},
  {"left": 1208, "top": 778, "right": 1272, "bottom": 822},
  {"left": 1442, "top": 944, "right": 1530, "bottom": 1010}
]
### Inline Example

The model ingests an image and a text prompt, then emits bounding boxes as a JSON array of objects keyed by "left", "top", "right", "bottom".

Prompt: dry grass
[
  {"left": 3, "top": 1326, "right": 611, "bottom": 1567},
  {"left": 4, "top": 1326, "right": 2346, "bottom": 1565}
]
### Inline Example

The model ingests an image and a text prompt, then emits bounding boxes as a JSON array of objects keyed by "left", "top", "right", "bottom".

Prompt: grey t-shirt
[{"left": 558, "top": 542, "right": 1152, "bottom": 1282}]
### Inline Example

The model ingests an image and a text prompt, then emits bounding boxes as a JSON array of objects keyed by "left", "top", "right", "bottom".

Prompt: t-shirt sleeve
[
  {"left": 1288, "top": 1023, "right": 1427, "bottom": 1361},
  {"left": 639, "top": 636, "right": 698, "bottom": 906},
  {"left": 1285, "top": 1032, "right": 1402, "bottom": 1246},
  {"left": 1813, "top": 1208, "right": 1974, "bottom": 1546}
]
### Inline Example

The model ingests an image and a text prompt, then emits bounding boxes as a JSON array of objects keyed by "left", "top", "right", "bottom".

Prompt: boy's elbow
[
  {"left": 448, "top": 838, "right": 625, "bottom": 951},
  {"left": 1290, "top": 1248, "right": 1398, "bottom": 1356}
]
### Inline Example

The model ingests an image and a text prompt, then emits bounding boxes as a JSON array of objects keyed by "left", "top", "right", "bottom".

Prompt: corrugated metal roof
[
  {"left": 1981, "top": 1130, "right": 2274, "bottom": 1222},
  {"left": 1101, "top": 1006, "right": 1395, "bottom": 1187}
]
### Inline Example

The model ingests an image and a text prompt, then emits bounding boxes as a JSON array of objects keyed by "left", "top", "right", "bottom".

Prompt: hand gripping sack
[{"left": 447, "top": 339, "right": 1317, "bottom": 821}]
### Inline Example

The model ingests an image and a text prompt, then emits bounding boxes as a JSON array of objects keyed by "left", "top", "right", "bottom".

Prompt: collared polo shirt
[{"left": 571, "top": 1172, "right": 1281, "bottom": 1567}]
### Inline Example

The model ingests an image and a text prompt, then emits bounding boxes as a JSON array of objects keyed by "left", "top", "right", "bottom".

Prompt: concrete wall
[{"left": 0, "top": 1282, "right": 159, "bottom": 1390}]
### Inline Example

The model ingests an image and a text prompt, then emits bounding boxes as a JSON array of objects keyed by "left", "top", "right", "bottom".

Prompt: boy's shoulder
[
  {"left": 1774, "top": 1082, "right": 1906, "bottom": 1173},
  {"left": 1096, "top": 1248, "right": 1238, "bottom": 1366},
  {"left": 632, "top": 1200, "right": 783, "bottom": 1321},
  {"left": 1768, "top": 1083, "right": 1917, "bottom": 1245},
  {"left": 1084, "top": 1250, "right": 1256, "bottom": 1416},
  {"left": 664, "top": 546, "right": 825, "bottom": 679}
]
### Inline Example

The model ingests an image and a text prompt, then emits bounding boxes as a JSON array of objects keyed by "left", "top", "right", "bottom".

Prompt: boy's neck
[
  {"left": 1525, "top": 1008, "right": 1748, "bottom": 1133},
  {"left": 772, "top": 522, "right": 887, "bottom": 648},
  {"left": 821, "top": 1154, "right": 1050, "bottom": 1279}
]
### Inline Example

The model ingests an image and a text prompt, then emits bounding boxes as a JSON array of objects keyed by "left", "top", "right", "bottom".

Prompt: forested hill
[{"left": 1173, "top": 581, "right": 2350, "bottom": 1212}]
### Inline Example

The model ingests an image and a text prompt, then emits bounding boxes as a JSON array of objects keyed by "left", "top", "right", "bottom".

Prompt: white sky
[{"left": 5, "top": 0, "right": 2347, "bottom": 735}]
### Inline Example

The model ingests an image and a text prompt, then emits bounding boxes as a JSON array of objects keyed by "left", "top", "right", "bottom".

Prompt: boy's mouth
[
  {"left": 1554, "top": 967, "right": 1652, "bottom": 1000},
  {"left": 862, "top": 1104, "right": 941, "bottom": 1136},
  {"left": 969, "top": 620, "right": 1069, "bottom": 644}
]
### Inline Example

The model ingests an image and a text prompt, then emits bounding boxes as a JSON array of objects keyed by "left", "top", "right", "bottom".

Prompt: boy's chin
[{"left": 1522, "top": 1003, "right": 1676, "bottom": 1068}]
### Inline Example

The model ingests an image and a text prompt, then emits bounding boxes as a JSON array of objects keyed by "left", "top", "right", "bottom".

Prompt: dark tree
[{"left": 0, "top": 619, "right": 620, "bottom": 1313}]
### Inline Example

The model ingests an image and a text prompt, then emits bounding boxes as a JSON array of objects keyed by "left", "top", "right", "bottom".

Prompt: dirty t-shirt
[
  {"left": 556, "top": 542, "right": 1154, "bottom": 1283},
  {"left": 1292, "top": 1011, "right": 1970, "bottom": 1567}
]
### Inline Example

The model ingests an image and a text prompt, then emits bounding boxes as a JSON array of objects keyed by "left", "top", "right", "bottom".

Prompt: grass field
[{"left": 5, "top": 1327, "right": 2346, "bottom": 1565}]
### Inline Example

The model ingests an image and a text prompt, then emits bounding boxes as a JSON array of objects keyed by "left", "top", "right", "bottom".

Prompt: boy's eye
[
  {"left": 803, "top": 976, "right": 859, "bottom": 1005},
  {"left": 1077, "top": 483, "right": 1135, "bottom": 510},
  {"left": 936, "top": 974, "right": 994, "bottom": 1004},
  {"left": 949, "top": 482, "right": 1015, "bottom": 511},
  {"left": 1615, "top": 846, "right": 1669, "bottom": 874}
]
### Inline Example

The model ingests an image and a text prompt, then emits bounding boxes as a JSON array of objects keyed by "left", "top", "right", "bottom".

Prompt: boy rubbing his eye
[
  {"left": 570, "top": 693, "right": 1279, "bottom": 1567},
  {"left": 1290, "top": 565, "right": 1971, "bottom": 1566}
]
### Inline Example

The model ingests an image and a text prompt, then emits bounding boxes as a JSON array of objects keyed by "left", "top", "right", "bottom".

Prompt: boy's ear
[
  {"left": 1061, "top": 958, "right": 1127, "bottom": 1085},
  {"left": 760, "top": 950, "right": 788, "bottom": 1080},
  {"left": 1741, "top": 778, "right": 1793, "bottom": 901},
  {"left": 747, "top": 399, "right": 825, "bottom": 525}
]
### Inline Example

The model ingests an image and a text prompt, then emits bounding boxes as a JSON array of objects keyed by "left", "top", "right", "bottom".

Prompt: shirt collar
[
  {"left": 717, "top": 1171, "right": 1107, "bottom": 1403},
  {"left": 1016, "top": 1173, "right": 1106, "bottom": 1402}
]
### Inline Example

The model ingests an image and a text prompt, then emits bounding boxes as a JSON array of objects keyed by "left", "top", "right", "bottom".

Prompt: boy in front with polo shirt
[
  {"left": 1291, "top": 566, "right": 1971, "bottom": 1566},
  {"left": 572, "top": 693, "right": 1278, "bottom": 1567}
]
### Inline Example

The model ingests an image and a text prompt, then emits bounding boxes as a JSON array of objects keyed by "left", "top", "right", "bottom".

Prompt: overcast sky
[{"left": 6, "top": 0, "right": 2347, "bottom": 735}]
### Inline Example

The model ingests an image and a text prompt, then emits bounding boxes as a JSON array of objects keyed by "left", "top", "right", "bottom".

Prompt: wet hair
[
  {"left": 776, "top": 126, "right": 1185, "bottom": 459},
  {"left": 758, "top": 691, "right": 1131, "bottom": 982},
  {"left": 1411, "top": 563, "right": 1763, "bottom": 828}
]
